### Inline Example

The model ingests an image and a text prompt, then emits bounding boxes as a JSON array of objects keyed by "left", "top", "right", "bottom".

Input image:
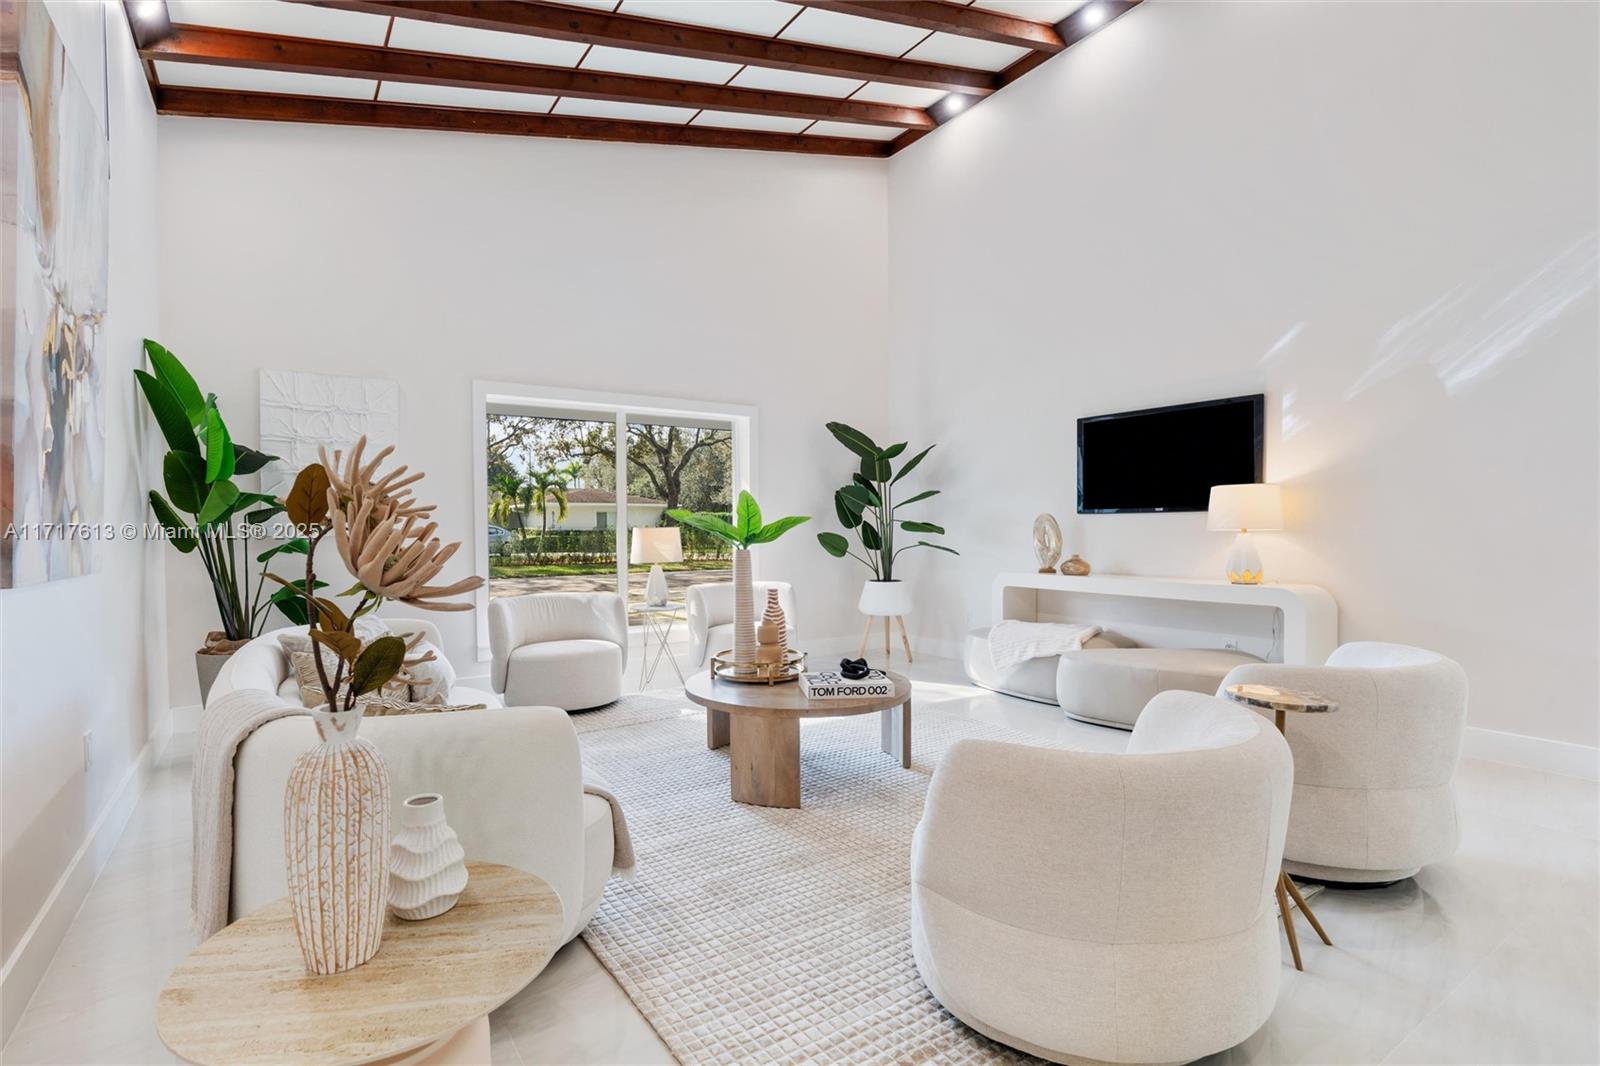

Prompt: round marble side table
[
  {"left": 1224, "top": 683, "right": 1338, "bottom": 971},
  {"left": 157, "top": 862, "right": 563, "bottom": 1065}
]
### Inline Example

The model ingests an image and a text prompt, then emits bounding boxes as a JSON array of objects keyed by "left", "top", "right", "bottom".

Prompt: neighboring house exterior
[{"left": 517, "top": 488, "right": 666, "bottom": 531}]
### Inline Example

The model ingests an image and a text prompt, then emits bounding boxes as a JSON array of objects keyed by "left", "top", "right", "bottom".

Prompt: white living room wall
[
  {"left": 887, "top": 1, "right": 1598, "bottom": 751},
  {"left": 0, "top": 2, "right": 167, "bottom": 1040},
  {"left": 156, "top": 121, "right": 889, "bottom": 704}
]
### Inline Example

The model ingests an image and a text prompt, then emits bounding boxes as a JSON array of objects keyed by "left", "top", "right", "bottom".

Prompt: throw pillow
[
  {"left": 277, "top": 616, "right": 391, "bottom": 674},
  {"left": 289, "top": 649, "right": 409, "bottom": 710},
  {"left": 397, "top": 640, "right": 455, "bottom": 705},
  {"left": 362, "top": 695, "right": 487, "bottom": 717}
]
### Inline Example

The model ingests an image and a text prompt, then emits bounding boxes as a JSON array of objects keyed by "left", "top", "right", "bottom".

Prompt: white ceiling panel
[
  {"left": 778, "top": 8, "right": 929, "bottom": 57},
  {"left": 690, "top": 110, "right": 811, "bottom": 134},
  {"left": 849, "top": 82, "right": 946, "bottom": 108},
  {"left": 387, "top": 18, "right": 588, "bottom": 67},
  {"left": 552, "top": 98, "right": 697, "bottom": 124},
  {"left": 903, "top": 32, "right": 1030, "bottom": 71},
  {"left": 166, "top": 0, "right": 390, "bottom": 45},
  {"left": 617, "top": 1, "right": 802, "bottom": 37},
  {"left": 728, "top": 66, "right": 862, "bottom": 99},
  {"left": 154, "top": 62, "right": 378, "bottom": 99},
  {"left": 805, "top": 120, "right": 899, "bottom": 141},
  {"left": 971, "top": 0, "right": 1086, "bottom": 21},
  {"left": 377, "top": 82, "right": 556, "bottom": 113},
  {"left": 580, "top": 45, "right": 741, "bottom": 85}
]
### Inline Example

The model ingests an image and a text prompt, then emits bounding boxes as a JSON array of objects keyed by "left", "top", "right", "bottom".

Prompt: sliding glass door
[{"left": 478, "top": 388, "right": 750, "bottom": 646}]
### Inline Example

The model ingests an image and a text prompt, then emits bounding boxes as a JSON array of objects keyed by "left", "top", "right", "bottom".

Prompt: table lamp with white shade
[
  {"left": 631, "top": 526, "right": 683, "bottom": 606},
  {"left": 1207, "top": 483, "right": 1283, "bottom": 585}
]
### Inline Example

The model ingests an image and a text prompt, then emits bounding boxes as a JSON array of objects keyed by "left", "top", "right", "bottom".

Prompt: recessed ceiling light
[
  {"left": 133, "top": 0, "right": 163, "bottom": 19},
  {"left": 940, "top": 94, "right": 967, "bottom": 116},
  {"left": 1080, "top": 4, "right": 1106, "bottom": 28}
]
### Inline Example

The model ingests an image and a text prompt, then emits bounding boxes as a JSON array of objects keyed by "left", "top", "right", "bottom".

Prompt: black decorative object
[{"left": 839, "top": 657, "right": 871, "bottom": 680}]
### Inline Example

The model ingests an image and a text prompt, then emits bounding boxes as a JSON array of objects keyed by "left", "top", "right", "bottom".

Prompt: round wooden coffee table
[
  {"left": 685, "top": 669, "right": 913, "bottom": 808},
  {"left": 157, "top": 863, "right": 563, "bottom": 1065}
]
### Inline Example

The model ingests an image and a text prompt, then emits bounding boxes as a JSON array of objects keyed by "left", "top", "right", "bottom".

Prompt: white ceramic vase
[
  {"left": 858, "top": 578, "right": 913, "bottom": 618},
  {"left": 732, "top": 547, "right": 757, "bottom": 664},
  {"left": 389, "top": 793, "right": 468, "bottom": 921},
  {"left": 284, "top": 705, "right": 390, "bottom": 975}
]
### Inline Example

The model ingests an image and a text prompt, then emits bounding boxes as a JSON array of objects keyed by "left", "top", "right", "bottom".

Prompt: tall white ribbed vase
[
  {"left": 732, "top": 547, "right": 757, "bottom": 664},
  {"left": 389, "top": 793, "right": 468, "bottom": 921},
  {"left": 284, "top": 705, "right": 390, "bottom": 975}
]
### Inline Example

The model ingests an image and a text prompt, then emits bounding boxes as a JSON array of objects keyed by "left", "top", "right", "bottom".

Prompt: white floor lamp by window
[
  {"left": 632, "top": 526, "right": 683, "bottom": 606},
  {"left": 1208, "top": 483, "right": 1283, "bottom": 585}
]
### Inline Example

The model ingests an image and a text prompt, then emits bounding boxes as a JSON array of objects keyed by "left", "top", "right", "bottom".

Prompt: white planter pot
[{"left": 858, "top": 579, "right": 913, "bottom": 618}]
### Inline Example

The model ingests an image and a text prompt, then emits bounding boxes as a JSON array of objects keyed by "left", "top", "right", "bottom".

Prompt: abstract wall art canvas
[
  {"left": 1, "top": 0, "right": 111, "bottom": 587},
  {"left": 258, "top": 370, "right": 400, "bottom": 497}
]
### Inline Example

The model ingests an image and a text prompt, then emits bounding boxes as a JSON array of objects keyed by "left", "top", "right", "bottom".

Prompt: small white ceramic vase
[
  {"left": 284, "top": 705, "right": 390, "bottom": 974},
  {"left": 858, "top": 578, "right": 913, "bottom": 618},
  {"left": 388, "top": 793, "right": 469, "bottom": 921}
]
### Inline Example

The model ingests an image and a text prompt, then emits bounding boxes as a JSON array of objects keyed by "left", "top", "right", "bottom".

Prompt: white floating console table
[{"left": 990, "top": 573, "right": 1338, "bottom": 666}]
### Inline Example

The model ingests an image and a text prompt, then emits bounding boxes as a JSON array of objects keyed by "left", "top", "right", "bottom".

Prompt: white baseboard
[
  {"left": 1462, "top": 726, "right": 1599, "bottom": 781},
  {"left": 0, "top": 726, "right": 171, "bottom": 1044}
]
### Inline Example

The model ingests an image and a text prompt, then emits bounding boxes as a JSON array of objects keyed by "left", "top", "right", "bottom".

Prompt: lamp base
[
  {"left": 1225, "top": 531, "right": 1264, "bottom": 585},
  {"left": 646, "top": 563, "right": 669, "bottom": 606}
]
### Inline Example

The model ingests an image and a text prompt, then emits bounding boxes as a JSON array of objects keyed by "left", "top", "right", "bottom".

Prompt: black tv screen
[{"left": 1077, "top": 395, "right": 1264, "bottom": 514}]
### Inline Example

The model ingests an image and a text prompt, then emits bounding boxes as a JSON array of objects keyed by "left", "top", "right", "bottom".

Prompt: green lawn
[{"left": 489, "top": 559, "right": 732, "bottom": 578}]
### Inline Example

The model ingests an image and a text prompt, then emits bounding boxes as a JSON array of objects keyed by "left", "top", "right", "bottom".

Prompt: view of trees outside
[{"left": 486, "top": 412, "right": 735, "bottom": 615}]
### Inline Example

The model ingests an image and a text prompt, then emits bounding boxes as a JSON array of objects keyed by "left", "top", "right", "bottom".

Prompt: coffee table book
[{"left": 801, "top": 670, "right": 894, "bottom": 700}]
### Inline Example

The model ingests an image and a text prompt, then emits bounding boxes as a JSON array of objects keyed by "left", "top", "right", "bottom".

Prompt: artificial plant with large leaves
[
  {"left": 278, "top": 438, "right": 483, "bottom": 711},
  {"left": 816, "top": 422, "right": 957, "bottom": 580},
  {"left": 667, "top": 490, "right": 810, "bottom": 550},
  {"left": 135, "top": 340, "right": 291, "bottom": 645}
]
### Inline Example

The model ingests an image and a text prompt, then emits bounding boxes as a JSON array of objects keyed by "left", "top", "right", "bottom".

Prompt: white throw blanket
[
  {"left": 191, "top": 689, "right": 305, "bottom": 937},
  {"left": 191, "top": 690, "right": 638, "bottom": 937},
  {"left": 987, "top": 620, "right": 1102, "bottom": 671}
]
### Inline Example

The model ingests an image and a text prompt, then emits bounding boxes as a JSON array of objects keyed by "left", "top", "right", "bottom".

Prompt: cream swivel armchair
[
  {"left": 1220, "top": 641, "right": 1468, "bottom": 884},
  {"left": 686, "top": 581, "right": 797, "bottom": 669},
  {"left": 911, "top": 692, "right": 1292, "bottom": 1065},
  {"left": 208, "top": 620, "right": 616, "bottom": 944},
  {"left": 489, "top": 592, "right": 628, "bottom": 711}
]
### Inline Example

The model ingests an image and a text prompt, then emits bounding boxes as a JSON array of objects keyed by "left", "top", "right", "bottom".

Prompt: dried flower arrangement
[{"left": 277, "top": 436, "right": 484, "bottom": 711}]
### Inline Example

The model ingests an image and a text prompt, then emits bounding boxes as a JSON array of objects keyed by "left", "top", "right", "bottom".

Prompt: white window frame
[{"left": 472, "top": 380, "right": 757, "bottom": 662}]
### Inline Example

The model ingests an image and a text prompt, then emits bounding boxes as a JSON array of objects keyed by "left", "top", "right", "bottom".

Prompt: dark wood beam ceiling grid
[
  {"left": 297, "top": 0, "right": 998, "bottom": 94},
  {"left": 140, "top": 0, "right": 1145, "bottom": 157},
  {"left": 144, "top": 27, "right": 935, "bottom": 130}
]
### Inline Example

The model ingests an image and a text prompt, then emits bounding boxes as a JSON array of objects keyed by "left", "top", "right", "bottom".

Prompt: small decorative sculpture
[
  {"left": 1061, "top": 554, "right": 1091, "bottom": 576},
  {"left": 756, "top": 588, "right": 787, "bottom": 665},
  {"left": 839, "top": 657, "right": 871, "bottom": 680},
  {"left": 1033, "top": 513, "right": 1063, "bottom": 573}
]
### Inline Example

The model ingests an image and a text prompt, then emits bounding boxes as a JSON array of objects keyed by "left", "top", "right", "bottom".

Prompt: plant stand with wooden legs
[{"left": 858, "top": 615, "right": 913, "bottom": 663}]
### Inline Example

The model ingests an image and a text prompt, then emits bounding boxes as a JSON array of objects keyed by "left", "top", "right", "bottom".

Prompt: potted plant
[
  {"left": 134, "top": 341, "right": 296, "bottom": 701},
  {"left": 816, "top": 422, "right": 957, "bottom": 625},
  {"left": 668, "top": 491, "right": 808, "bottom": 667}
]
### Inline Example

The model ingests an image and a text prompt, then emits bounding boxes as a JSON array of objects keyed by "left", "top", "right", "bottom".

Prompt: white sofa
[
  {"left": 686, "top": 581, "right": 796, "bottom": 669},
  {"left": 489, "top": 592, "right": 628, "bottom": 711},
  {"left": 912, "top": 691, "right": 1292, "bottom": 1065},
  {"left": 208, "top": 620, "right": 614, "bottom": 945},
  {"left": 1220, "top": 641, "right": 1468, "bottom": 884}
]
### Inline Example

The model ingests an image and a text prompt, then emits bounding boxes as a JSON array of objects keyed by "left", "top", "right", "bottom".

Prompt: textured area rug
[{"left": 575, "top": 690, "right": 1080, "bottom": 1065}]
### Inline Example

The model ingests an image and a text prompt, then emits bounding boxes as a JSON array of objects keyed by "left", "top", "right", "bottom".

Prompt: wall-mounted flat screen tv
[{"left": 1077, "top": 394, "right": 1264, "bottom": 514}]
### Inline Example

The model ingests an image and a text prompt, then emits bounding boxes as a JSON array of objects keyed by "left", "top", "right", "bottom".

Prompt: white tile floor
[{"left": 4, "top": 653, "right": 1597, "bottom": 1065}]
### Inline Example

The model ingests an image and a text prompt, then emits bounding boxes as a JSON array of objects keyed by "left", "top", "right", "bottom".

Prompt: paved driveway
[{"left": 490, "top": 568, "right": 733, "bottom": 602}]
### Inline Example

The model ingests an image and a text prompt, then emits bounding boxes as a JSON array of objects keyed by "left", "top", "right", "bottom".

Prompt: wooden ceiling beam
[
  {"left": 295, "top": 0, "right": 999, "bottom": 95},
  {"left": 803, "top": 1, "right": 1064, "bottom": 54},
  {"left": 145, "top": 26, "right": 933, "bottom": 129},
  {"left": 155, "top": 87, "right": 893, "bottom": 156}
]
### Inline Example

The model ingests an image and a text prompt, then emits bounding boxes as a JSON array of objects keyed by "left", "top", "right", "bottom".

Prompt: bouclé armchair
[{"left": 490, "top": 592, "right": 629, "bottom": 712}]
